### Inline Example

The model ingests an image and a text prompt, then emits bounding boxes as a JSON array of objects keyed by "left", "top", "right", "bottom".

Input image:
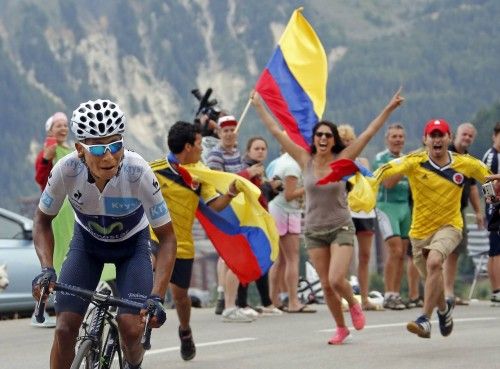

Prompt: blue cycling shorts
[{"left": 55, "top": 224, "right": 153, "bottom": 316}]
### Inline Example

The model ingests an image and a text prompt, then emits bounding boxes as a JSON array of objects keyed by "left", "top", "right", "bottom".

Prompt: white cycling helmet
[{"left": 71, "top": 99, "right": 125, "bottom": 140}]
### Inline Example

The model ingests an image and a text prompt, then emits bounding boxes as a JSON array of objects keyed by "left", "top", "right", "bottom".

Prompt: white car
[{"left": 0, "top": 207, "right": 52, "bottom": 315}]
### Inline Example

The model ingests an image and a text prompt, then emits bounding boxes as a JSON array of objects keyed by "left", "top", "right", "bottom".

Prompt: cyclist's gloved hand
[
  {"left": 32, "top": 267, "right": 57, "bottom": 300},
  {"left": 143, "top": 294, "right": 166, "bottom": 328}
]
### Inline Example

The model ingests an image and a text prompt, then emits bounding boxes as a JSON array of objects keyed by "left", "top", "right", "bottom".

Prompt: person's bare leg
[
  {"left": 407, "top": 256, "right": 421, "bottom": 300},
  {"left": 308, "top": 247, "right": 346, "bottom": 327},
  {"left": 269, "top": 240, "right": 285, "bottom": 307},
  {"left": 422, "top": 250, "right": 446, "bottom": 317},
  {"left": 443, "top": 252, "right": 459, "bottom": 299},
  {"left": 357, "top": 233, "right": 373, "bottom": 306},
  {"left": 281, "top": 233, "right": 302, "bottom": 311},
  {"left": 50, "top": 312, "right": 83, "bottom": 369},
  {"left": 330, "top": 244, "right": 356, "bottom": 306},
  {"left": 488, "top": 256, "right": 500, "bottom": 292},
  {"left": 224, "top": 270, "right": 239, "bottom": 310},
  {"left": 171, "top": 284, "right": 191, "bottom": 330},
  {"left": 216, "top": 258, "right": 227, "bottom": 297},
  {"left": 384, "top": 237, "right": 403, "bottom": 294},
  {"left": 117, "top": 314, "right": 145, "bottom": 366}
]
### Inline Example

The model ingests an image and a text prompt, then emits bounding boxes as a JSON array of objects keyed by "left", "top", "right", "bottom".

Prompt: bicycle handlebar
[{"left": 35, "top": 282, "right": 153, "bottom": 349}]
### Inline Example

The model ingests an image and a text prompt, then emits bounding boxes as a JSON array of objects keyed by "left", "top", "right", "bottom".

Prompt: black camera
[
  {"left": 272, "top": 175, "right": 284, "bottom": 192},
  {"left": 192, "top": 88, "right": 221, "bottom": 122}
]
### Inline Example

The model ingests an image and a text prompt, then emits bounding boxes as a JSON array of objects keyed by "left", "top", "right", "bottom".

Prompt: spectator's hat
[
  {"left": 45, "top": 112, "right": 68, "bottom": 132},
  {"left": 217, "top": 115, "right": 238, "bottom": 129},
  {"left": 424, "top": 119, "right": 451, "bottom": 136}
]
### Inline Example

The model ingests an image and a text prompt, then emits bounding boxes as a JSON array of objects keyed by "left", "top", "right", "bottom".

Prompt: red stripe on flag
[
  {"left": 196, "top": 209, "right": 262, "bottom": 284},
  {"left": 256, "top": 69, "right": 310, "bottom": 150}
]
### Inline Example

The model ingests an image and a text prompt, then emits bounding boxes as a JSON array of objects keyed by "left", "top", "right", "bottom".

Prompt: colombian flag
[
  {"left": 187, "top": 164, "right": 279, "bottom": 284},
  {"left": 256, "top": 7, "right": 327, "bottom": 150}
]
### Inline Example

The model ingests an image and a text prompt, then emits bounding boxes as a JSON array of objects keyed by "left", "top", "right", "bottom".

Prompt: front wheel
[
  {"left": 70, "top": 339, "right": 95, "bottom": 369},
  {"left": 101, "top": 325, "right": 122, "bottom": 369}
]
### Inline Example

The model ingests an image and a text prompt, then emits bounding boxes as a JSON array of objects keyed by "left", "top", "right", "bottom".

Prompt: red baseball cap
[
  {"left": 217, "top": 115, "right": 238, "bottom": 129},
  {"left": 424, "top": 119, "right": 451, "bottom": 136}
]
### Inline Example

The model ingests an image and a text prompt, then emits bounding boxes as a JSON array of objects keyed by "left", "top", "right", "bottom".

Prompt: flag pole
[{"left": 235, "top": 97, "right": 252, "bottom": 133}]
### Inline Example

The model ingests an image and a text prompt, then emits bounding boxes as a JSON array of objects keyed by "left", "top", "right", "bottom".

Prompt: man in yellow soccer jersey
[
  {"left": 149, "top": 121, "right": 240, "bottom": 361},
  {"left": 374, "top": 119, "right": 492, "bottom": 339}
]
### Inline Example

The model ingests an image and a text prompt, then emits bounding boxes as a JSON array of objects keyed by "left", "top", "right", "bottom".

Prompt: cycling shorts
[
  {"left": 352, "top": 217, "right": 376, "bottom": 235},
  {"left": 486, "top": 208, "right": 500, "bottom": 257},
  {"left": 376, "top": 202, "right": 411, "bottom": 240},
  {"left": 170, "top": 258, "right": 194, "bottom": 290},
  {"left": 55, "top": 224, "right": 153, "bottom": 316}
]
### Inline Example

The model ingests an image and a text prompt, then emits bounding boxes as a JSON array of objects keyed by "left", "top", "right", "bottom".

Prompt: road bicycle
[{"left": 35, "top": 282, "right": 153, "bottom": 369}]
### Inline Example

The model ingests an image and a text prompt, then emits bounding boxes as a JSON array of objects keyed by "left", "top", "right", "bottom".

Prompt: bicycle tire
[{"left": 70, "top": 339, "right": 94, "bottom": 369}]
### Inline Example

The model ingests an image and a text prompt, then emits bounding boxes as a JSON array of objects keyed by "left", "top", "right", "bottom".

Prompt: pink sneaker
[
  {"left": 328, "top": 327, "right": 351, "bottom": 345},
  {"left": 349, "top": 303, "right": 365, "bottom": 330}
]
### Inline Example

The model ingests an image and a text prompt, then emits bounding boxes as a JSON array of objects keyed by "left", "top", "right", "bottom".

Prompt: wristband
[{"left": 148, "top": 294, "right": 165, "bottom": 304}]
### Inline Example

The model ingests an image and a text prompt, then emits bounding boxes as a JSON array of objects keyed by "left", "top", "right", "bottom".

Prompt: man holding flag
[{"left": 150, "top": 121, "right": 278, "bottom": 359}]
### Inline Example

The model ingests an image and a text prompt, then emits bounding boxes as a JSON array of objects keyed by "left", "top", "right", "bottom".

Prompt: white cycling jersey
[{"left": 39, "top": 150, "right": 170, "bottom": 242}]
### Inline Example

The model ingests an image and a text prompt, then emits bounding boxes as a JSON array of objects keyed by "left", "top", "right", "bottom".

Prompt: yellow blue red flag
[
  {"left": 256, "top": 7, "right": 327, "bottom": 150},
  {"left": 187, "top": 163, "right": 279, "bottom": 284}
]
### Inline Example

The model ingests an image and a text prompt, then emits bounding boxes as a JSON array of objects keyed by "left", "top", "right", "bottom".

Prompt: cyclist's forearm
[
  {"left": 151, "top": 223, "right": 177, "bottom": 297},
  {"left": 33, "top": 208, "right": 56, "bottom": 268}
]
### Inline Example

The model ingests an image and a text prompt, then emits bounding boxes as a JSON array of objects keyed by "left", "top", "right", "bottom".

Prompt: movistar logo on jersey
[
  {"left": 104, "top": 197, "right": 141, "bottom": 215},
  {"left": 88, "top": 221, "right": 124, "bottom": 235}
]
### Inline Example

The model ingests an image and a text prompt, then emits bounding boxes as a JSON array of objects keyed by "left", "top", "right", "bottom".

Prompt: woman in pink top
[{"left": 252, "top": 88, "right": 404, "bottom": 345}]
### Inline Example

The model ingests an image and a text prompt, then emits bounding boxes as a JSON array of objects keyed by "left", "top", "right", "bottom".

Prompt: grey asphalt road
[{"left": 1, "top": 301, "right": 499, "bottom": 369}]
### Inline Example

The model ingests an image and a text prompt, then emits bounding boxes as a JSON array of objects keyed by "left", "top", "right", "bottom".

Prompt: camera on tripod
[{"left": 192, "top": 88, "right": 221, "bottom": 122}]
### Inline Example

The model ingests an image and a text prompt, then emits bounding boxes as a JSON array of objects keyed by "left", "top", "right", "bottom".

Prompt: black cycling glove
[{"left": 143, "top": 294, "right": 166, "bottom": 327}]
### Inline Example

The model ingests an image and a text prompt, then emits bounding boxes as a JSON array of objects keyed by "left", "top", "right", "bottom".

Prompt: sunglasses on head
[
  {"left": 315, "top": 132, "right": 333, "bottom": 139},
  {"left": 80, "top": 139, "right": 124, "bottom": 156}
]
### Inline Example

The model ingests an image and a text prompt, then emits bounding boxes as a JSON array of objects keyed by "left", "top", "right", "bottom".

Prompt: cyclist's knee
[
  {"left": 54, "top": 314, "right": 81, "bottom": 345},
  {"left": 118, "top": 315, "right": 143, "bottom": 344}
]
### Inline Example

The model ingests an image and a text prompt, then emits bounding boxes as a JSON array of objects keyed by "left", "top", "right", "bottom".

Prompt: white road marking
[
  {"left": 317, "top": 317, "right": 498, "bottom": 332},
  {"left": 145, "top": 337, "right": 257, "bottom": 356}
]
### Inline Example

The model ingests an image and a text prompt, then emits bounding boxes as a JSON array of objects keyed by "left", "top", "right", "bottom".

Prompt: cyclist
[{"left": 32, "top": 99, "right": 177, "bottom": 369}]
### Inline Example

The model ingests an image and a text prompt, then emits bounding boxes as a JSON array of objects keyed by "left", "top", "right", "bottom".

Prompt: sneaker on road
[
  {"left": 260, "top": 305, "right": 283, "bottom": 316},
  {"left": 437, "top": 300, "right": 454, "bottom": 337},
  {"left": 215, "top": 298, "right": 225, "bottom": 315},
  {"left": 179, "top": 326, "right": 196, "bottom": 361},
  {"left": 491, "top": 291, "right": 500, "bottom": 303},
  {"left": 349, "top": 303, "right": 365, "bottom": 330},
  {"left": 222, "top": 308, "right": 254, "bottom": 322},
  {"left": 384, "top": 295, "right": 406, "bottom": 310},
  {"left": 240, "top": 306, "right": 260, "bottom": 318},
  {"left": 407, "top": 315, "right": 431, "bottom": 338},
  {"left": 328, "top": 327, "right": 351, "bottom": 345}
]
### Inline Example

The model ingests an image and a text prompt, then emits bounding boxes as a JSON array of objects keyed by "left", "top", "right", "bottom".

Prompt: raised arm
[
  {"left": 251, "top": 92, "right": 310, "bottom": 170},
  {"left": 340, "top": 87, "right": 404, "bottom": 160}
]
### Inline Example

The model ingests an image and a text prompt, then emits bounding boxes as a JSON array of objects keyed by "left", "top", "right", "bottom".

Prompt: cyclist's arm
[
  {"left": 150, "top": 222, "right": 177, "bottom": 298},
  {"left": 33, "top": 208, "right": 57, "bottom": 269}
]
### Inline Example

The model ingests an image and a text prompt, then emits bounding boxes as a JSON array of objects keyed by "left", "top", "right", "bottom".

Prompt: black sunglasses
[{"left": 315, "top": 132, "right": 333, "bottom": 139}]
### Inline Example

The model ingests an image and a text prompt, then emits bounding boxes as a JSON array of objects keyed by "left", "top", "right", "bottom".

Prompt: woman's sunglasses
[
  {"left": 315, "top": 132, "right": 333, "bottom": 139},
  {"left": 80, "top": 139, "right": 124, "bottom": 156}
]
